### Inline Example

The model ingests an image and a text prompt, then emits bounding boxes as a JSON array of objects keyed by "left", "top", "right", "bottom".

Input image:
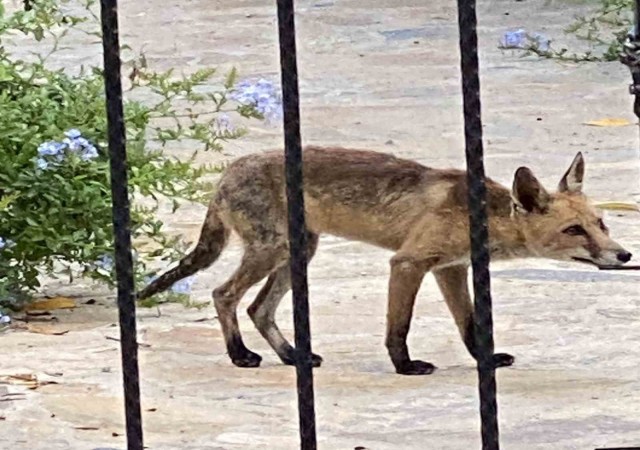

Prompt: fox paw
[
  {"left": 280, "top": 347, "right": 323, "bottom": 367},
  {"left": 395, "top": 360, "right": 437, "bottom": 376},
  {"left": 493, "top": 353, "right": 515, "bottom": 368},
  {"left": 231, "top": 350, "right": 262, "bottom": 368}
]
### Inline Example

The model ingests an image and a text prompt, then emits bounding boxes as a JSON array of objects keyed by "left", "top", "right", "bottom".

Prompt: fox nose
[{"left": 617, "top": 251, "right": 632, "bottom": 263}]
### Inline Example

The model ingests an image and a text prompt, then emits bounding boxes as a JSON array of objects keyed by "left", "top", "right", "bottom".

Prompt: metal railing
[{"left": 97, "top": 0, "right": 640, "bottom": 448}]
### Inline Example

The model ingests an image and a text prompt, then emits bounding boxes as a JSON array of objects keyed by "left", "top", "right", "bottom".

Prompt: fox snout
[
  {"left": 616, "top": 250, "right": 633, "bottom": 263},
  {"left": 593, "top": 244, "right": 633, "bottom": 267}
]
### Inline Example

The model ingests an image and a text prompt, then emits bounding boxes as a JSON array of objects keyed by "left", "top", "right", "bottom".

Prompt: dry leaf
[
  {"left": 583, "top": 118, "right": 633, "bottom": 127},
  {"left": 3, "top": 374, "right": 36, "bottom": 383},
  {"left": 0, "top": 374, "right": 59, "bottom": 390},
  {"left": 594, "top": 201, "right": 640, "bottom": 212},
  {"left": 0, "top": 374, "right": 37, "bottom": 390},
  {"left": 26, "top": 324, "right": 70, "bottom": 335},
  {"left": 26, "top": 297, "right": 76, "bottom": 312}
]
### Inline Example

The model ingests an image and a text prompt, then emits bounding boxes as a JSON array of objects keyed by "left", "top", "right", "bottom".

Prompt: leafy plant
[
  {"left": 566, "top": 0, "right": 632, "bottom": 61},
  {"left": 0, "top": 0, "right": 282, "bottom": 309},
  {"left": 516, "top": 0, "right": 634, "bottom": 62}
]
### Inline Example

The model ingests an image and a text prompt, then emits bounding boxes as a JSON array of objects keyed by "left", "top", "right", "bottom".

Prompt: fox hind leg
[
  {"left": 247, "top": 232, "right": 323, "bottom": 367},
  {"left": 213, "top": 243, "right": 288, "bottom": 368}
]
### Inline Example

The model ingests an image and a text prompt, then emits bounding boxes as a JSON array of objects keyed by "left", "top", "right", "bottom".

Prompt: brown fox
[{"left": 138, "top": 147, "right": 632, "bottom": 375}]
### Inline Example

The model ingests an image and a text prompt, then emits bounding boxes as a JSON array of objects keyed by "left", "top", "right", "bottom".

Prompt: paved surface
[{"left": 2, "top": 0, "right": 640, "bottom": 449}]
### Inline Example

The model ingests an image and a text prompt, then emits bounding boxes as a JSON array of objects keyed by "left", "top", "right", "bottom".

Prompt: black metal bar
[
  {"left": 633, "top": 1, "right": 640, "bottom": 125},
  {"left": 275, "top": 1, "right": 317, "bottom": 449},
  {"left": 99, "top": 1, "right": 144, "bottom": 449},
  {"left": 456, "top": 0, "right": 500, "bottom": 449},
  {"left": 635, "top": 0, "right": 640, "bottom": 42}
]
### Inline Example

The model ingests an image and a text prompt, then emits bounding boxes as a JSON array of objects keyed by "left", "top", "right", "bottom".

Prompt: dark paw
[
  {"left": 395, "top": 360, "right": 437, "bottom": 376},
  {"left": 493, "top": 353, "right": 515, "bottom": 368},
  {"left": 311, "top": 353, "right": 323, "bottom": 367},
  {"left": 281, "top": 347, "right": 323, "bottom": 367},
  {"left": 231, "top": 350, "right": 262, "bottom": 368}
]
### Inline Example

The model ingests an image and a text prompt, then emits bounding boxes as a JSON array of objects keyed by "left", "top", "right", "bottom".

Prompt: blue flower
[
  {"left": 498, "top": 29, "right": 550, "bottom": 52},
  {"left": 94, "top": 254, "right": 114, "bottom": 272},
  {"left": 35, "top": 129, "right": 100, "bottom": 169},
  {"left": 37, "top": 141, "right": 66, "bottom": 157},
  {"left": 171, "top": 276, "right": 195, "bottom": 295},
  {"left": 80, "top": 145, "right": 99, "bottom": 161},
  {"left": 75, "top": 137, "right": 90, "bottom": 148},
  {"left": 69, "top": 134, "right": 99, "bottom": 160},
  {"left": 64, "top": 129, "right": 82, "bottom": 139},
  {"left": 230, "top": 78, "right": 283, "bottom": 123},
  {"left": 36, "top": 158, "right": 49, "bottom": 170},
  {"left": 36, "top": 141, "right": 66, "bottom": 168},
  {"left": 529, "top": 33, "right": 550, "bottom": 52},
  {"left": 499, "top": 29, "right": 527, "bottom": 48},
  {"left": 63, "top": 137, "right": 80, "bottom": 152},
  {"left": 216, "top": 113, "right": 234, "bottom": 133}
]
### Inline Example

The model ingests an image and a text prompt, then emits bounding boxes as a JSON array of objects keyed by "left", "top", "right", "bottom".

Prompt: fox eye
[
  {"left": 563, "top": 224, "right": 587, "bottom": 236},
  {"left": 597, "top": 219, "right": 608, "bottom": 232}
]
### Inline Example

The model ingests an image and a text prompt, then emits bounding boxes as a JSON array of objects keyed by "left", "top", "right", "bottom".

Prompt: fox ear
[
  {"left": 558, "top": 152, "right": 584, "bottom": 193},
  {"left": 512, "top": 167, "right": 550, "bottom": 214}
]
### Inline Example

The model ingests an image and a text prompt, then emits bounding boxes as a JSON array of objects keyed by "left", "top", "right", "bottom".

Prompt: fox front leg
[
  {"left": 385, "top": 255, "right": 439, "bottom": 375},
  {"left": 433, "top": 265, "right": 514, "bottom": 368}
]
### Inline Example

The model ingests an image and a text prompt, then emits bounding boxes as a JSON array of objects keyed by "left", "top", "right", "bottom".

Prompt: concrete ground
[{"left": 2, "top": 0, "right": 640, "bottom": 449}]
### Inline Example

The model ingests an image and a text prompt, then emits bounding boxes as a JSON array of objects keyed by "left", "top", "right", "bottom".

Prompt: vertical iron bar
[
  {"left": 633, "top": 1, "right": 640, "bottom": 137},
  {"left": 100, "top": 1, "right": 144, "bottom": 449},
  {"left": 456, "top": 0, "right": 500, "bottom": 449},
  {"left": 275, "top": 1, "right": 317, "bottom": 449},
  {"left": 635, "top": 0, "right": 640, "bottom": 41}
]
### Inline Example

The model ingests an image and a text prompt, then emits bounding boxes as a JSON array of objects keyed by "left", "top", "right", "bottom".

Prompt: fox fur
[{"left": 138, "top": 147, "right": 632, "bottom": 375}]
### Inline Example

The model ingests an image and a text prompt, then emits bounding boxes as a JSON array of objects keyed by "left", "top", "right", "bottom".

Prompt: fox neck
[{"left": 486, "top": 214, "right": 531, "bottom": 261}]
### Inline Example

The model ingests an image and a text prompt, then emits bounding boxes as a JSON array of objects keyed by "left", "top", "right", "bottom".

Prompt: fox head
[{"left": 511, "top": 152, "right": 632, "bottom": 267}]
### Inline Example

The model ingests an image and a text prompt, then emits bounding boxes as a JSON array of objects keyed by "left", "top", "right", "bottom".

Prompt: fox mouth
[
  {"left": 571, "top": 257, "right": 605, "bottom": 267},
  {"left": 571, "top": 256, "right": 628, "bottom": 269}
]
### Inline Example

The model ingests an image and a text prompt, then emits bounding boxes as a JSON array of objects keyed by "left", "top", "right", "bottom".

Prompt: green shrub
[
  {"left": 517, "top": 0, "right": 633, "bottom": 62},
  {"left": 0, "top": 0, "right": 281, "bottom": 309}
]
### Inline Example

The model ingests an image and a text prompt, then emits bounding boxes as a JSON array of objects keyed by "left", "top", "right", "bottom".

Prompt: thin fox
[{"left": 138, "top": 146, "right": 632, "bottom": 375}]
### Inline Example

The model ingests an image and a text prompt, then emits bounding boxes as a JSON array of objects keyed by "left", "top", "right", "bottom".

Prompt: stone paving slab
[{"left": 2, "top": 0, "right": 640, "bottom": 449}]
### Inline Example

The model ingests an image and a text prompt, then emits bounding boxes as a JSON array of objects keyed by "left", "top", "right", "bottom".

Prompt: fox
[{"left": 137, "top": 146, "right": 633, "bottom": 375}]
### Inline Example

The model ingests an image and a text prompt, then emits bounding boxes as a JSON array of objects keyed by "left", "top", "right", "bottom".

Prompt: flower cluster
[
  {"left": 36, "top": 129, "right": 99, "bottom": 170},
  {"left": 498, "top": 29, "right": 550, "bottom": 52},
  {"left": 93, "top": 254, "right": 114, "bottom": 273},
  {"left": 230, "top": 78, "right": 283, "bottom": 123}
]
